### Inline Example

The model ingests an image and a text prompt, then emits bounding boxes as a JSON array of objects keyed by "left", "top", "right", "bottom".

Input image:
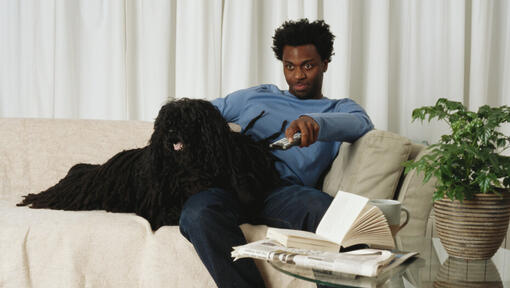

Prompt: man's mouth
[{"left": 294, "top": 83, "right": 308, "bottom": 91}]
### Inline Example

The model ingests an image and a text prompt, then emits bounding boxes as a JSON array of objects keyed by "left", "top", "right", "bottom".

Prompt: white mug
[{"left": 369, "top": 199, "right": 410, "bottom": 236}]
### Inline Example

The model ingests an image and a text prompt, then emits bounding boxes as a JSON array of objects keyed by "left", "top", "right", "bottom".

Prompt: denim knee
[
  {"left": 301, "top": 193, "right": 332, "bottom": 215},
  {"left": 179, "top": 196, "right": 210, "bottom": 239},
  {"left": 179, "top": 188, "right": 238, "bottom": 239}
]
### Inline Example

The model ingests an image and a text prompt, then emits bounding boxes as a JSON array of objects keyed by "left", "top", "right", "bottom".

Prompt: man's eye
[
  {"left": 304, "top": 63, "right": 313, "bottom": 70},
  {"left": 285, "top": 64, "right": 294, "bottom": 70}
]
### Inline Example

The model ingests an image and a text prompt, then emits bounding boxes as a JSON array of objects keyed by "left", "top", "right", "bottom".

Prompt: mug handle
[{"left": 398, "top": 207, "right": 410, "bottom": 232}]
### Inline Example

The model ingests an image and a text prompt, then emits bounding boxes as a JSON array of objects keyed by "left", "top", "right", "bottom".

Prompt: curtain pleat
[{"left": 1, "top": 0, "right": 509, "bottom": 144}]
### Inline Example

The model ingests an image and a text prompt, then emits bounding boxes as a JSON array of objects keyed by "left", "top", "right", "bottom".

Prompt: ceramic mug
[{"left": 369, "top": 199, "right": 410, "bottom": 236}]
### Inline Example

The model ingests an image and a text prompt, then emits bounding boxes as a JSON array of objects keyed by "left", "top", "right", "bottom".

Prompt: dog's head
[
  {"left": 149, "top": 98, "right": 282, "bottom": 213},
  {"left": 149, "top": 98, "right": 234, "bottom": 174}
]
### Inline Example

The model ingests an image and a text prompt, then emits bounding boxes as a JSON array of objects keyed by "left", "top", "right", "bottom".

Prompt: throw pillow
[
  {"left": 322, "top": 130, "right": 412, "bottom": 200},
  {"left": 397, "top": 148, "right": 436, "bottom": 236}
]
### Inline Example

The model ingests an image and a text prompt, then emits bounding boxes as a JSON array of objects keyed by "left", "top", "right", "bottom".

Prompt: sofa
[{"left": 0, "top": 117, "right": 467, "bottom": 287}]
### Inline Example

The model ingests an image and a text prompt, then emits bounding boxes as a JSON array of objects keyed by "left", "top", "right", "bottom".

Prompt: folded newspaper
[{"left": 231, "top": 239, "right": 418, "bottom": 277}]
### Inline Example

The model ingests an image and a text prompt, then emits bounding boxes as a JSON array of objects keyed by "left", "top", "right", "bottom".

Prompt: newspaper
[{"left": 232, "top": 239, "right": 418, "bottom": 278}]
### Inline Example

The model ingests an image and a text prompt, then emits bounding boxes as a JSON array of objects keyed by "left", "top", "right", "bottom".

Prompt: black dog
[{"left": 17, "top": 98, "right": 282, "bottom": 230}]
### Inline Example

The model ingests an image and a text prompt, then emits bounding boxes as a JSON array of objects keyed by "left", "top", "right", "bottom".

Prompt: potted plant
[{"left": 404, "top": 98, "right": 510, "bottom": 260}]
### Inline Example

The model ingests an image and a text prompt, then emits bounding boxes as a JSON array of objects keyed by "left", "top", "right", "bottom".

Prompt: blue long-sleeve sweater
[{"left": 212, "top": 84, "right": 373, "bottom": 188}]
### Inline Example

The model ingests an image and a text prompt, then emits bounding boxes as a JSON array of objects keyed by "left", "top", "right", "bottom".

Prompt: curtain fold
[
  {"left": 1, "top": 0, "right": 508, "bottom": 144},
  {"left": 126, "top": 0, "right": 176, "bottom": 120},
  {"left": 54, "top": 0, "right": 127, "bottom": 120}
]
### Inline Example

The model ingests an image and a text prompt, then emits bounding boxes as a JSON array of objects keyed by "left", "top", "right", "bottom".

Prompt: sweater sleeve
[
  {"left": 211, "top": 89, "right": 249, "bottom": 122},
  {"left": 304, "top": 98, "right": 374, "bottom": 143}
]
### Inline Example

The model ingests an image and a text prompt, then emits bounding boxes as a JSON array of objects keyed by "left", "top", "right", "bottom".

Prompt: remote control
[{"left": 269, "top": 132, "right": 302, "bottom": 150}]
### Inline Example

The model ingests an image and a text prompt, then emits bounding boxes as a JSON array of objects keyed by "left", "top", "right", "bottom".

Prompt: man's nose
[{"left": 294, "top": 67, "right": 306, "bottom": 79}]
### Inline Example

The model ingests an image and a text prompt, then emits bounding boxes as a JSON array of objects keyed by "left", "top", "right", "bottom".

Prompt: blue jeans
[{"left": 179, "top": 184, "right": 333, "bottom": 288}]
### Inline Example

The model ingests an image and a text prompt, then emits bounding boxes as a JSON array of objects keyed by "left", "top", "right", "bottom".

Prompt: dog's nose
[{"left": 173, "top": 142, "right": 184, "bottom": 151}]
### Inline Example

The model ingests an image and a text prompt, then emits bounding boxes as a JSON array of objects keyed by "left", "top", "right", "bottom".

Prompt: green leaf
[
  {"left": 497, "top": 138, "right": 507, "bottom": 148},
  {"left": 478, "top": 174, "right": 491, "bottom": 193}
]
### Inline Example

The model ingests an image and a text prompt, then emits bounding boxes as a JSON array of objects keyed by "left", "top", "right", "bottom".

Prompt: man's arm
[
  {"left": 211, "top": 89, "right": 251, "bottom": 122},
  {"left": 285, "top": 99, "right": 374, "bottom": 147},
  {"left": 211, "top": 96, "right": 239, "bottom": 123}
]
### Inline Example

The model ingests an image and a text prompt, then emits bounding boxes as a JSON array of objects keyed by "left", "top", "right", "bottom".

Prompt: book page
[
  {"left": 315, "top": 191, "right": 369, "bottom": 244},
  {"left": 266, "top": 227, "right": 332, "bottom": 243},
  {"left": 342, "top": 206, "right": 395, "bottom": 248},
  {"left": 266, "top": 227, "right": 341, "bottom": 252}
]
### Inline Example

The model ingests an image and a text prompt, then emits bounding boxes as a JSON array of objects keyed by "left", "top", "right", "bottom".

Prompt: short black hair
[{"left": 272, "top": 19, "right": 335, "bottom": 62}]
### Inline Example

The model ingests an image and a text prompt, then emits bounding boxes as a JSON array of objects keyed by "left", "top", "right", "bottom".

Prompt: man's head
[{"left": 272, "top": 19, "right": 335, "bottom": 99}]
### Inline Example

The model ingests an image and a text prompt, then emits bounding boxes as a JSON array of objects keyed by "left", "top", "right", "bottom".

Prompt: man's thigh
[
  {"left": 256, "top": 184, "right": 333, "bottom": 231},
  {"left": 180, "top": 188, "right": 250, "bottom": 228}
]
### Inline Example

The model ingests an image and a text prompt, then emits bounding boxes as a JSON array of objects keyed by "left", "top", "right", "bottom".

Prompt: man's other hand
[{"left": 285, "top": 116, "right": 319, "bottom": 147}]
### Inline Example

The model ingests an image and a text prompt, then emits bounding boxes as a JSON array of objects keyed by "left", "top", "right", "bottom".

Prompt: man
[{"left": 179, "top": 19, "right": 373, "bottom": 287}]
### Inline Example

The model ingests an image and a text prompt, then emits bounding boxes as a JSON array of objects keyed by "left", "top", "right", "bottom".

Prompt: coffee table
[{"left": 269, "top": 236, "right": 510, "bottom": 287}]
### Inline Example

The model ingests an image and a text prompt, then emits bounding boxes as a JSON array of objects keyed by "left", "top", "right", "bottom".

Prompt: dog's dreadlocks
[{"left": 17, "top": 98, "right": 283, "bottom": 230}]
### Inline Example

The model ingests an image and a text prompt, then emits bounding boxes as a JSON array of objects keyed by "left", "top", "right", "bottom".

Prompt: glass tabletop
[{"left": 269, "top": 236, "right": 510, "bottom": 287}]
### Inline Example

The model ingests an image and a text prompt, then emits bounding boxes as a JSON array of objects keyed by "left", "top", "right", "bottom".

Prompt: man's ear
[{"left": 322, "top": 61, "right": 329, "bottom": 72}]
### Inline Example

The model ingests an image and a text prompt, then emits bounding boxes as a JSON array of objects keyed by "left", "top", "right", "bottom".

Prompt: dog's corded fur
[{"left": 17, "top": 99, "right": 283, "bottom": 230}]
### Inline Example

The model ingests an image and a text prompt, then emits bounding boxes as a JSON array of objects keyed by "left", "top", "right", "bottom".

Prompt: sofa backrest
[{"left": 0, "top": 118, "right": 154, "bottom": 204}]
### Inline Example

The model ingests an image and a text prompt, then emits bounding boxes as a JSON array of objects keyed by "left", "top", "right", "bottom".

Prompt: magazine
[{"left": 231, "top": 238, "right": 418, "bottom": 278}]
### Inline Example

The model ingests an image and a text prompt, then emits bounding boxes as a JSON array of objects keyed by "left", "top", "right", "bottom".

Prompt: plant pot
[{"left": 434, "top": 193, "right": 510, "bottom": 260}]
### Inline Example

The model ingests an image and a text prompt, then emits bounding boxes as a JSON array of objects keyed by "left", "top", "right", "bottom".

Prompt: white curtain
[{"left": 1, "top": 0, "right": 509, "bottom": 144}]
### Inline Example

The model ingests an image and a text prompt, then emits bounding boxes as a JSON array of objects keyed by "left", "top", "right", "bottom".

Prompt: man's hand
[{"left": 285, "top": 116, "right": 320, "bottom": 147}]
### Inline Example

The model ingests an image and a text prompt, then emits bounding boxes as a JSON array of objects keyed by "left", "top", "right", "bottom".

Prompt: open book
[{"left": 266, "top": 191, "right": 395, "bottom": 252}]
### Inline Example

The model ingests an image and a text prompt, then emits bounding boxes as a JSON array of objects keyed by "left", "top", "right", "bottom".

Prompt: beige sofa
[{"left": 0, "top": 118, "right": 437, "bottom": 288}]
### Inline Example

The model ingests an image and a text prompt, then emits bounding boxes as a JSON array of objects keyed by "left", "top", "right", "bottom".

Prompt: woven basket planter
[{"left": 434, "top": 193, "right": 510, "bottom": 260}]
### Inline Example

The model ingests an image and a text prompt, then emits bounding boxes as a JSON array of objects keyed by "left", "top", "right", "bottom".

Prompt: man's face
[{"left": 282, "top": 44, "right": 328, "bottom": 100}]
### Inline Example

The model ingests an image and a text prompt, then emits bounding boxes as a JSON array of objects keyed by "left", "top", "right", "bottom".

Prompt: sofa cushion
[
  {"left": 0, "top": 200, "right": 311, "bottom": 288},
  {"left": 322, "top": 130, "right": 412, "bottom": 200},
  {"left": 397, "top": 149, "right": 437, "bottom": 236}
]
